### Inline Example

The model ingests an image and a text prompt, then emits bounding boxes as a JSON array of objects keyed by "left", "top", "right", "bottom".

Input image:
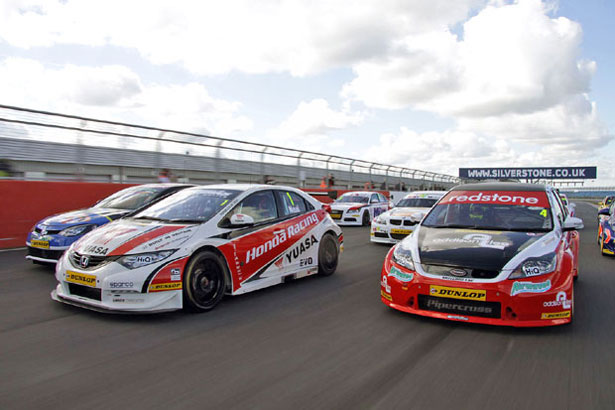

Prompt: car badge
[
  {"left": 80, "top": 256, "right": 90, "bottom": 268},
  {"left": 449, "top": 268, "right": 467, "bottom": 277}
]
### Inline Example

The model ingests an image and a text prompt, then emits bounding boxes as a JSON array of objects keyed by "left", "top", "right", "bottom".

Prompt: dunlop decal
[
  {"left": 149, "top": 282, "right": 182, "bottom": 292},
  {"left": 429, "top": 285, "right": 486, "bottom": 301}
]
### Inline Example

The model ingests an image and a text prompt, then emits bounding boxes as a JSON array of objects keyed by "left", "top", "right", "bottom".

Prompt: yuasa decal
[
  {"left": 440, "top": 191, "right": 550, "bottom": 208},
  {"left": 83, "top": 245, "right": 109, "bottom": 255},
  {"left": 543, "top": 291, "right": 571, "bottom": 309},
  {"left": 285, "top": 235, "right": 318, "bottom": 264},
  {"left": 510, "top": 280, "right": 551, "bottom": 296},
  {"left": 429, "top": 285, "right": 486, "bottom": 301},
  {"left": 432, "top": 233, "right": 510, "bottom": 250}
]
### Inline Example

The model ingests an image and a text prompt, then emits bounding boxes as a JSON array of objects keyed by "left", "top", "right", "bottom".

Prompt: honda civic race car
[
  {"left": 329, "top": 191, "right": 389, "bottom": 226},
  {"left": 52, "top": 184, "right": 343, "bottom": 313},
  {"left": 371, "top": 191, "right": 444, "bottom": 244},
  {"left": 26, "top": 184, "right": 191, "bottom": 264},
  {"left": 380, "top": 183, "right": 584, "bottom": 327},
  {"left": 598, "top": 201, "right": 615, "bottom": 256}
]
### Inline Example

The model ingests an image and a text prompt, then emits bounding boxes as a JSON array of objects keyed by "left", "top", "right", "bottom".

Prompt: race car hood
[
  {"left": 388, "top": 207, "right": 428, "bottom": 218},
  {"left": 72, "top": 219, "right": 198, "bottom": 256},
  {"left": 39, "top": 208, "right": 127, "bottom": 228},
  {"left": 417, "top": 227, "right": 545, "bottom": 272},
  {"left": 330, "top": 202, "right": 368, "bottom": 211}
]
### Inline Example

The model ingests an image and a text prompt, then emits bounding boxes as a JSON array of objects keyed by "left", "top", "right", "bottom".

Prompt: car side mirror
[
  {"left": 228, "top": 213, "right": 255, "bottom": 228},
  {"left": 598, "top": 208, "right": 610, "bottom": 216},
  {"left": 563, "top": 216, "right": 584, "bottom": 231}
]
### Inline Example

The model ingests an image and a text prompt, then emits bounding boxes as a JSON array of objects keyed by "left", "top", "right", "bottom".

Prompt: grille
[
  {"left": 421, "top": 264, "right": 499, "bottom": 279},
  {"left": 34, "top": 227, "right": 61, "bottom": 234},
  {"left": 344, "top": 217, "right": 357, "bottom": 222},
  {"left": 418, "top": 294, "right": 501, "bottom": 318},
  {"left": 68, "top": 283, "right": 102, "bottom": 301},
  {"left": 389, "top": 219, "right": 402, "bottom": 226},
  {"left": 391, "top": 233, "right": 410, "bottom": 240},
  {"left": 374, "top": 232, "right": 388, "bottom": 238},
  {"left": 331, "top": 210, "right": 343, "bottom": 216},
  {"left": 69, "top": 251, "right": 112, "bottom": 270},
  {"left": 27, "top": 247, "right": 64, "bottom": 261},
  {"left": 403, "top": 220, "right": 418, "bottom": 227}
]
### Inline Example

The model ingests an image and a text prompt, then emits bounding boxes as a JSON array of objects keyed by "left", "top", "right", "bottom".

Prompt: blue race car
[
  {"left": 598, "top": 200, "right": 615, "bottom": 256},
  {"left": 26, "top": 183, "right": 192, "bottom": 264}
]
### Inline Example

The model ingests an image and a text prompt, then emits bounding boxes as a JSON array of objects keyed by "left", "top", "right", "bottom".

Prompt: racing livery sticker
[
  {"left": 510, "top": 280, "right": 551, "bottom": 296},
  {"left": 149, "top": 282, "right": 182, "bottom": 292},
  {"left": 541, "top": 311, "right": 571, "bottom": 320},
  {"left": 429, "top": 285, "right": 486, "bottom": 301},
  {"left": 388, "top": 266, "right": 413, "bottom": 282},
  {"left": 439, "top": 191, "right": 550, "bottom": 208},
  {"left": 65, "top": 271, "right": 97, "bottom": 288},
  {"left": 381, "top": 289, "right": 392, "bottom": 301}
]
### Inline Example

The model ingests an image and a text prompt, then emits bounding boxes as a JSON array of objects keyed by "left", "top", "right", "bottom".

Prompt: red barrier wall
[{"left": 0, "top": 181, "right": 134, "bottom": 249}]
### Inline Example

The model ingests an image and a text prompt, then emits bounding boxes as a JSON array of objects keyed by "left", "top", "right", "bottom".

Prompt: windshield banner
[{"left": 440, "top": 191, "right": 550, "bottom": 208}]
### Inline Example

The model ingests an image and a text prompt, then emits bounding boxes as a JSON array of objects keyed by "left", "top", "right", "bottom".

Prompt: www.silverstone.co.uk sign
[{"left": 459, "top": 167, "right": 597, "bottom": 180}]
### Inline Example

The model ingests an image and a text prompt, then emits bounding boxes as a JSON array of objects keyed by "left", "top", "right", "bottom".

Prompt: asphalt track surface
[{"left": 1, "top": 202, "right": 614, "bottom": 410}]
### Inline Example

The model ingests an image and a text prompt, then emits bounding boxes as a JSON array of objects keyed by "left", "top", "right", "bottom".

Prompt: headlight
[
  {"left": 59, "top": 224, "right": 96, "bottom": 237},
  {"left": 374, "top": 215, "right": 387, "bottom": 224},
  {"left": 508, "top": 252, "right": 557, "bottom": 279},
  {"left": 392, "top": 243, "right": 415, "bottom": 271},
  {"left": 117, "top": 250, "right": 176, "bottom": 270}
]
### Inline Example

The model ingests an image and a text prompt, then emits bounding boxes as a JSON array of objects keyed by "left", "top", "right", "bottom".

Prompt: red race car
[{"left": 380, "top": 182, "right": 583, "bottom": 327}]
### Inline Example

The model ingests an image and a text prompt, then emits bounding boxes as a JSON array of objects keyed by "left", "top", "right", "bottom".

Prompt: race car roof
[{"left": 452, "top": 182, "right": 547, "bottom": 192}]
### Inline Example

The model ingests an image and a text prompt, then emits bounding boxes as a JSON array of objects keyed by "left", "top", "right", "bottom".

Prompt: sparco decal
[
  {"left": 510, "top": 280, "right": 551, "bottom": 296},
  {"left": 285, "top": 235, "right": 318, "bottom": 263},
  {"left": 245, "top": 213, "right": 319, "bottom": 264}
]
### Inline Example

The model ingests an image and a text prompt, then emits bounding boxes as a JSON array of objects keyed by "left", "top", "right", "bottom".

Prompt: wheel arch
[{"left": 188, "top": 245, "right": 234, "bottom": 293}]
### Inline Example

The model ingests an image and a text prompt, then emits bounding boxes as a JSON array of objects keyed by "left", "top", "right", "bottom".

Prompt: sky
[{"left": 0, "top": 0, "right": 614, "bottom": 185}]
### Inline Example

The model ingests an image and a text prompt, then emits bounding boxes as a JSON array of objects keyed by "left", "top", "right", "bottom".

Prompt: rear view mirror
[
  {"left": 229, "top": 213, "right": 255, "bottom": 227},
  {"left": 563, "top": 216, "right": 584, "bottom": 231}
]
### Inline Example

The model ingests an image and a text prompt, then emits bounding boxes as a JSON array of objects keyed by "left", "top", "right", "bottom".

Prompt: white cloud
[
  {"left": 0, "top": 57, "right": 252, "bottom": 136},
  {"left": 0, "top": 0, "right": 483, "bottom": 76},
  {"left": 266, "top": 99, "right": 365, "bottom": 151}
]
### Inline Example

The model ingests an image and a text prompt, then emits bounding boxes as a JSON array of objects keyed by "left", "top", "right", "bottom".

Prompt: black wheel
[
  {"left": 318, "top": 233, "right": 339, "bottom": 276},
  {"left": 183, "top": 250, "right": 227, "bottom": 312},
  {"left": 361, "top": 210, "right": 370, "bottom": 226}
]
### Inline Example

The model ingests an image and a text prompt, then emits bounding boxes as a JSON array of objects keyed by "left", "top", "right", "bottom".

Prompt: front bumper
[
  {"left": 330, "top": 211, "right": 363, "bottom": 226},
  {"left": 370, "top": 222, "right": 414, "bottom": 244},
  {"left": 51, "top": 255, "right": 184, "bottom": 313},
  {"left": 380, "top": 253, "right": 573, "bottom": 327},
  {"left": 26, "top": 245, "right": 69, "bottom": 263}
]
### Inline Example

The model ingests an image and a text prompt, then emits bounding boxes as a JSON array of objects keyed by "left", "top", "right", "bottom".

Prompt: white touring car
[
  {"left": 371, "top": 191, "right": 444, "bottom": 244},
  {"left": 329, "top": 191, "right": 390, "bottom": 226},
  {"left": 52, "top": 185, "right": 343, "bottom": 313}
]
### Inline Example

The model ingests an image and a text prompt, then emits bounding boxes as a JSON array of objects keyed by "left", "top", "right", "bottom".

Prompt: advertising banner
[{"left": 459, "top": 167, "right": 597, "bottom": 180}]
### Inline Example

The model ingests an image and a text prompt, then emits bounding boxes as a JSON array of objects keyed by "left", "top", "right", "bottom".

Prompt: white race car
[
  {"left": 328, "top": 191, "right": 389, "bottom": 226},
  {"left": 51, "top": 184, "right": 343, "bottom": 313},
  {"left": 371, "top": 191, "right": 444, "bottom": 244}
]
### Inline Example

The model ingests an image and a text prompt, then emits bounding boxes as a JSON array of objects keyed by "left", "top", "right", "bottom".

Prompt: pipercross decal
[
  {"left": 440, "top": 191, "right": 550, "bottom": 208},
  {"left": 510, "top": 280, "right": 551, "bottom": 296},
  {"left": 245, "top": 213, "right": 319, "bottom": 264}
]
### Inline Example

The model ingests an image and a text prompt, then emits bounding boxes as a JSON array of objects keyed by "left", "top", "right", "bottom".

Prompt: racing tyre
[
  {"left": 318, "top": 233, "right": 339, "bottom": 276},
  {"left": 183, "top": 250, "right": 227, "bottom": 312},
  {"left": 361, "top": 210, "right": 370, "bottom": 226}
]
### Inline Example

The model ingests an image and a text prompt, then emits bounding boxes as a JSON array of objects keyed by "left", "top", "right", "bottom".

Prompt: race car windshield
[
  {"left": 396, "top": 198, "right": 438, "bottom": 208},
  {"left": 94, "top": 186, "right": 163, "bottom": 210},
  {"left": 422, "top": 191, "right": 554, "bottom": 232},
  {"left": 336, "top": 195, "right": 369, "bottom": 203},
  {"left": 133, "top": 189, "right": 240, "bottom": 223}
]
